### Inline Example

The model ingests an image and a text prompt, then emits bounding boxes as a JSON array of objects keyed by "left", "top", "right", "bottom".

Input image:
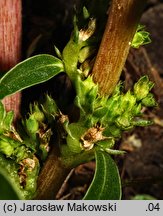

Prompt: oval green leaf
[
  {"left": 0, "top": 166, "right": 22, "bottom": 200},
  {"left": 84, "top": 150, "right": 121, "bottom": 200},
  {"left": 0, "top": 54, "right": 64, "bottom": 99}
]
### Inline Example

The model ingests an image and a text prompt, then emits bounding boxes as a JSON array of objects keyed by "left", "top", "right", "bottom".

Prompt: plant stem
[
  {"left": 0, "top": 0, "right": 22, "bottom": 120},
  {"left": 92, "top": 0, "right": 147, "bottom": 96},
  {"left": 36, "top": 146, "right": 95, "bottom": 199},
  {"left": 63, "top": 149, "right": 95, "bottom": 168},
  {"left": 35, "top": 146, "right": 71, "bottom": 200}
]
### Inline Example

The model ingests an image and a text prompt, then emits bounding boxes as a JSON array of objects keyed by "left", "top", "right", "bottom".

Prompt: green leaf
[
  {"left": 0, "top": 165, "right": 22, "bottom": 200},
  {"left": 0, "top": 54, "right": 64, "bottom": 99},
  {"left": 84, "top": 150, "right": 121, "bottom": 200}
]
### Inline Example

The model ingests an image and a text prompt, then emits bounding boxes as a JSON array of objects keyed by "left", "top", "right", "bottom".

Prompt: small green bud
[
  {"left": 3, "top": 111, "right": 14, "bottom": 131},
  {"left": 84, "top": 114, "right": 98, "bottom": 128},
  {"left": 81, "top": 76, "right": 97, "bottom": 94},
  {"left": 104, "top": 125, "right": 122, "bottom": 138},
  {"left": 107, "top": 96, "right": 122, "bottom": 119},
  {"left": 79, "top": 46, "right": 95, "bottom": 63},
  {"left": 54, "top": 45, "right": 62, "bottom": 59},
  {"left": 141, "top": 93, "right": 157, "bottom": 107},
  {"left": 66, "top": 132, "right": 84, "bottom": 154},
  {"left": 116, "top": 114, "right": 132, "bottom": 130},
  {"left": 38, "top": 129, "right": 52, "bottom": 161},
  {"left": 98, "top": 96, "right": 108, "bottom": 107},
  {"left": 122, "top": 91, "right": 136, "bottom": 112},
  {"left": 132, "top": 103, "right": 142, "bottom": 116},
  {"left": 14, "top": 145, "right": 30, "bottom": 162},
  {"left": 96, "top": 138, "right": 115, "bottom": 150},
  {"left": 73, "top": 14, "right": 79, "bottom": 43},
  {"left": 112, "top": 81, "right": 124, "bottom": 96},
  {"left": 86, "top": 87, "right": 98, "bottom": 112},
  {"left": 32, "top": 104, "right": 45, "bottom": 122},
  {"left": 25, "top": 116, "right": 39, "bottom": 135},
  {"left": 93, "top": 107, "right": 108, "bottom": 119},
  {"left": 131, "top": 24, "right": 151, "bottom": 48},
  {"left": 134, "top": 76, "right": 154, "bottom": 101},
  {"left": 66, "top": 123, "right": 88, "bottom": 154},
  {"left": 0, "top": 135, "right": 28, "bottom": 160},
  {"left": 22, "top": 157, "right": 40, "bottom": 198},
  {"left": 39, "top": 144, "right": 49, "bottom": 161},
  {"left": 83, "top": 6, "right": 90, "bottom": 20},
  {"left": 42, "top": 95, "right": 58, "bottom": 117},
  {"left": 33, "top": 111, "right": 44, "bottom": 123},
  {"left": 0, "top": 136, "right": 14, "bottom": 156},
  {"left": 75, "top": 76, "right": 98, "bottom": 112}
]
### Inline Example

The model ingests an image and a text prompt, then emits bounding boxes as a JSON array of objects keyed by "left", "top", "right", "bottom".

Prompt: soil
[{"left": 21, "top": 0, "right": 163, "bottom": 199}]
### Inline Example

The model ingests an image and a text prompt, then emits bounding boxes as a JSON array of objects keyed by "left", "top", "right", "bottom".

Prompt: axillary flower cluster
[
  {"left": 59, "top": 75, "right": 157, "bottom": 155},
  {"left": 0, "top": 96, "right": 58, "bottom": 198}
]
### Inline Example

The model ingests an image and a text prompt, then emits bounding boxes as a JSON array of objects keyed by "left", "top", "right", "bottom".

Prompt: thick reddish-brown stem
[
  {"left": 0, "top": 0, "right": 22, "bottom": 119},
  {"left": 36, "top": 145, "right": 95, "bottom": 199},
  {"left": 92, "top": 0, "right": 147, "bottom": 96},
  {"left": 36, "top": 147, "right": 71, "bottom": 200}
]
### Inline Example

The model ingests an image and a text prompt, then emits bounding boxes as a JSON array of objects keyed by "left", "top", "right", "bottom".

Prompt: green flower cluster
[
  {"left": 0, "top": 101, "right": 41, "bottom": 199},
  {"left": 63, "top": 75, "right": 157, "bottom": 155},
  {"left": 62, "top": 13, "right": 97, "bottom": 81},
  {"left": 0, "top": 101, "right": 30, "bottom": 162},
  {"left": 0, "top": 96, "right": 58, "bottom": 199},
  {"left": 22, "top": 98, "right": 55, "bottom": 161}
]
